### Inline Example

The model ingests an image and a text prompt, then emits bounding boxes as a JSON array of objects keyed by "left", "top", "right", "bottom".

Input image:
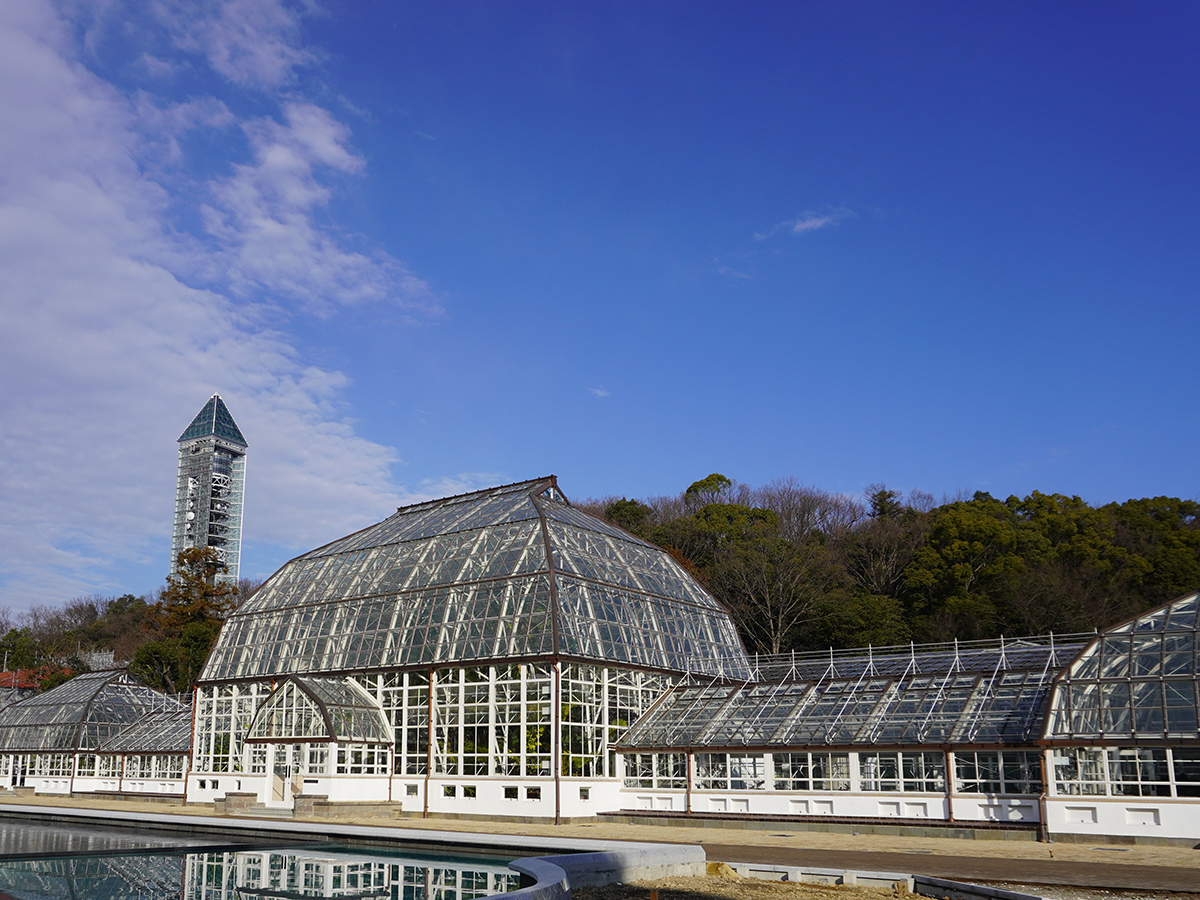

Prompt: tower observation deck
[{"left": 170, "top": 394, "right": 247, "bottom": 584}]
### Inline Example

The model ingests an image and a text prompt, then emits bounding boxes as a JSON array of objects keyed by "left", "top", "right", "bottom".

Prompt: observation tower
[{"left": 170, "top": 394, "right": 247, "bottom": 585}]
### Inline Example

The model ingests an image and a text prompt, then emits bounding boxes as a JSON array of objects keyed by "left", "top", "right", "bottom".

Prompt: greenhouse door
[{"left": 271, "top": 744, "right": 303, "bottom": 802}]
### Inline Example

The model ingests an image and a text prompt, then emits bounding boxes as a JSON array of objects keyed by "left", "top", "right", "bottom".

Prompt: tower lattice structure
[{"left": 171, "top": 394, "right": 247, "bottom": 585}]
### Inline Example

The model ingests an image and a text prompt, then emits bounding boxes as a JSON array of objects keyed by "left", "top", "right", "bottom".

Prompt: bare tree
[
  {"left": 710, "top": 538, "right": 841, "bottom": 655},
  {"left": 237, "top": 578, "right": 265, "bottom": 604},
  {"left": 749, "top": 477, "right": 865, "bottom": 542}
]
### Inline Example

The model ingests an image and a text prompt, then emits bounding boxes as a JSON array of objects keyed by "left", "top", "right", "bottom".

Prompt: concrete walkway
[{"left": 0, "top": 798, "right": 1197, "bottom": 893}]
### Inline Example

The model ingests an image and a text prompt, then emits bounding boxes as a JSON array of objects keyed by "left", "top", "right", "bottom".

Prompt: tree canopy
[
  {"left": 18, "top": 476, "right": 1200, "bottom": 673},
  {"left": 584, "top": 476, "right": 1200, "bottom": 655},
  {"left": 129, "top": 548, "right": 239, "bottom": 693}
]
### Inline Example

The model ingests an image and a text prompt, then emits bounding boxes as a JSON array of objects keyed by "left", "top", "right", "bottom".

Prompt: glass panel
[
  {"left": 622, "top": 638, "right": 1076, "bottom": 750},
  {"left": 1052, "top": 748, "right": 1106, "bottom": 795},
  {"left": 1107, "top": 747, "right": 1170, "bottom": 797},
  {"left": 1045, "top": 592, "right": 1200, "bottom": 741},
  {"left": 1172, "top": 748, "right": 1200, "bottom": 797}
]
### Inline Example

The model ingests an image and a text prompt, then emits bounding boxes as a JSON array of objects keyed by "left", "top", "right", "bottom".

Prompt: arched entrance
[{"left": 246, "top": 676, "right": 392, "bottom": 809}]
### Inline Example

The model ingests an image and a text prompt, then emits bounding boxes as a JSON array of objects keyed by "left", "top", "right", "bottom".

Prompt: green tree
[
  {"left": 652, "top": 502, "right": 779, "bottom": 571},
  {"left": 684, "top": 473, "right": 734, "bottom": 510},
  {"left": 803, "top": 590, "right": 911, "bottom": 650},
  {"left": 0, "top": 628, "right": 40, "bottom": 671},
  {"left": 866, "top": 485, "right": 906, "bottom": 520},
  {"left": 903, "top": 492, "right": 1023, "bottom": 640},
  {"left": 156, "top": 547, "right": 239, "bottom": 633},
  {"left": 903, "top": 490, "right": 1151, "bottom": 640},
  {"left": 605, "top": 498, "right": 652, "bottom": 536},
  {"left": 1108, "top": 497, "right": 1200, "bottom": 605},
  {"left": 1000, "top": 492, "right": 1146, "bottom": 634},
  {"left": 130, "top": 548, "right": 237, "bottom": 692}
]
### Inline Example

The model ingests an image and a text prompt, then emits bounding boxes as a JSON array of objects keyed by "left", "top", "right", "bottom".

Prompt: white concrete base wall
[
  {"left": 24, "top": 778, "right": 70, "bottom": 794},
  {"left": 70, "top": 776, "right": 184, "bottom": 795},
  {"left": 191, "top": 773, "right": 398, "bottom": 807},
  {"left": 327, "top": 775, "right": 391, "bottom": 803},
  {"left": 188, "top": 773, "right": 254, "bottom": 803},
  {"left": 1046, "top": 796, "right": 1200, "bottom": 840},
  {"left": 621, "top": 789, "right": 959, "bottom": 820},
  {"left": 420, "top": 778, "right": 620, "bottom": 817},
  {"left": 72, "top": 777, "right": 121, "bottom": 793},
  {"left": 950, "top": 797, "right": 1039, "bottom": 823}
]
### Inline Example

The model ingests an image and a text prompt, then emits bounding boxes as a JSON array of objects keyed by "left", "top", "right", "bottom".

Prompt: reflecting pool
[{"left": 0, "top": 823, "right": 521, "bottom": 900}]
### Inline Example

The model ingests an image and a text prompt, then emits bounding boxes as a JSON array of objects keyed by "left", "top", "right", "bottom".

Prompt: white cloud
[
  {"left": 715, "top": 265, "right": 752, "bottom": 279},
  {"left": 155, "top": 0, "right": 318, "bottom": 90},
  {"left": 201, "top": 102, "right": 438, "bottom": 314},
  {"left": 754, "top": 206, "right": 854, "bottom": 241},
  {"left": 588, "top": 387, "right": 610, "bottom": 398},
  {"left": 0, "top": 0, "right": 440, "bottom": 610}
]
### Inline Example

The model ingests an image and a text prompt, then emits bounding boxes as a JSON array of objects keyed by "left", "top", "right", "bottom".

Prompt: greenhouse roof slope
[
  {"left": 100, "top": 706, "right": 192, "bottom": 754},
  {"left": 621, "top": 635, "right": 1088, "bottom": 751},
  {"left": 203, "top": 477, "right": 751, "bottom": 682},
  {"left": 0, "top": 671, "right": 181, "bottom": 752}
]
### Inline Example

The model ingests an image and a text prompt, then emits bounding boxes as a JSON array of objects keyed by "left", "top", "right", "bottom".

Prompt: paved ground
[{"left": 1, "top": 796, "right": 1197, "bottom": 893}]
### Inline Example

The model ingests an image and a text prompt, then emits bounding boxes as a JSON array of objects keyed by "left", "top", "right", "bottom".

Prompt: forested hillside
[
  {"left": 579, "top": 475, "right": 1200, "bottom": 655},
  {"left": 0, "top": 551, "right": 261, "bottom": 692},
  {"left": 6, "top": 475, "right": 1197, "bottom": 687}
]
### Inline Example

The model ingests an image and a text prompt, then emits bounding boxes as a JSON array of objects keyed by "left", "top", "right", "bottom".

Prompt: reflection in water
[
  {"left": 0, "top": 847, "right": 521, "bottom": 900},
  {"left": 185, "top": 849, "right": 520, "bottom": 900},
  {"left": 0, "top": 853, "right": 182, "bottom": 899},
  {"left": 0, "top": 819, "right": 244, "bottom": 857}
]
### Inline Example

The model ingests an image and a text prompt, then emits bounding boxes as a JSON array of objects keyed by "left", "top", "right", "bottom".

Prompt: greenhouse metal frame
[
  {"left": 616, "top": 591, "right": 1200, "bottom": 840},
  {"left": 190, "top": 476, "right": 751, "bottom": 818},
  {"left": 0, "top": 670, "right": 191, "bottom": 798}
]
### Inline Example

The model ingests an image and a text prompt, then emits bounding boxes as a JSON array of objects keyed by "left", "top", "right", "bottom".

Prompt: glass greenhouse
[
  {"left": 191, "top": 477, "right": 752, "bottom": 817},
  {"left": 0, "top": 670, "right": 191, "bottom": 796},
  {"left": 0, "top": 671, "right": 172, "bottom": 753},
  {"left": 186, "top": 473, "right": 1200, "bottom": 838},
  {"left": 620, "top": 635, "right": 1087, "bottom": 751},
  {"left": 616, "top": 591, "right": 1200, "bottom": 840}
]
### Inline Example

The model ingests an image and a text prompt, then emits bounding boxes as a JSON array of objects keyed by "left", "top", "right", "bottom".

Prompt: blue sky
[{"left": 1, "top": 0, "right": 1197, "bottom": 609}]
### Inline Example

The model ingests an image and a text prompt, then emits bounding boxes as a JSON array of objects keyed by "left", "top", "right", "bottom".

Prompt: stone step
[{"left": 228, "top": 806, "right": 294, "bottom": 818}]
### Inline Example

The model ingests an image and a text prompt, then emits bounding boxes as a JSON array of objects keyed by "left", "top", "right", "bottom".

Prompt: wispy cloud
[
  {"left": 201, "top": 102, "right": 438, "bottom": 314},
  {"left": 588, "top": 387, "right": 610, "bottom": 398},
  {"left": 715, "top": 264, "right": 752, "bottom": 279},
  {"left": 0, "top": 0, "right": 440, "bottom": 609},
  {"left": 156, "top": 0, "right": 319, "bottom": 90},
  {"left": 754, "top": 206, "right": 854, "bottom": 241}
]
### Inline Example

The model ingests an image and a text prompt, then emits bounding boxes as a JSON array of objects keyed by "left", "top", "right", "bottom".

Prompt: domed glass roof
[{"left": 202, "top": 477, "right": 751, "bottom": 682}]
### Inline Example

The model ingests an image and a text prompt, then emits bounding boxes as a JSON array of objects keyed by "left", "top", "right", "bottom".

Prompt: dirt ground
[
  {"left": 575, "top": 875, "right": 1200, "bottom": 900},
  {"left": 575, "top": 872, "right": 898, "bottom": 900}
]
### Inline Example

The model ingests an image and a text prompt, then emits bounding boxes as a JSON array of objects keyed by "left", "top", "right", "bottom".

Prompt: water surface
[{"left": 0, "top": 822, "right": 521, "bottom": 900}]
